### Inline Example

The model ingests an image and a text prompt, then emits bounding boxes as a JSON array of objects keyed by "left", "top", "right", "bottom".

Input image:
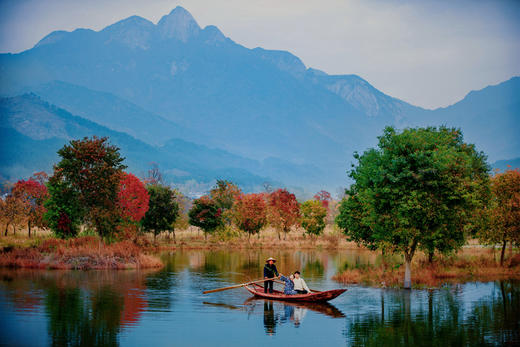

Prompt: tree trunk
[
  {"left": 500, "top": 239, "right": 507, "bottom": 266},
  {"left": 28, "top": 220, "right": 31, "bottom": 238},
  {"left": 172, "top": 230, "right": 176, "bottom": 244},
  {"left": 12, "top": 225, "right": 16, "bottom": 236},
  {"left": 404, "top": 253, "right": 412, "bottom": 289},
  {"left": 4, "top": 223, "right": 8, "bottom": 236},
  {"left": 154, "top": 232, "right": 157, "bottom": 244},
  {"left": 204, "top": 231, "right": 207, "bottom": 241},
  {"left": 257, "top": 231, "right": 261, "bottom": 239},
  {"left": 509, "top": 241, "right": 513, "bottom": 259},
  {"left": 428, "top": 250, "right": 434, "bottom": 263},
  {"left": 277, "top": 231, "right": 281, "bottom": 240}
]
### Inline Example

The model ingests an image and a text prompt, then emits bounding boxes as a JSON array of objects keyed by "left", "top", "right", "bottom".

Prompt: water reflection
[
  {"left": 345, "top": 281, "right": 520, "bottom": 346},
  {"left": 0, "top": 250, "right": 518, "bottom": 346}
]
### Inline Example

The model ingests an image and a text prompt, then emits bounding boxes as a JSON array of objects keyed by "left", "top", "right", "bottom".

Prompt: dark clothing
[
  {"left": 264, "top": 280, "right": 274, "bottom": 293},
  {"left": 295, "top": 289, "right": 308, "bottom": 294},
  {"left": 263, "top": 264, "right": 279, "bottom": 278},
  {"left": 263, "top": 263, "right": 278, "bottom": 293}
]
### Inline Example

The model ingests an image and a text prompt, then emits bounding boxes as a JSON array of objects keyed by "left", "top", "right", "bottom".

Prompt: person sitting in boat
[
  {"left": 292, "top": 271, "right": 310, "bottom": 294},
  {"left": 264, "top": 257, "right": 279, "bottom": 293},
  {"left": 279, "top": 274, "right": 297, "bottom": 295}
]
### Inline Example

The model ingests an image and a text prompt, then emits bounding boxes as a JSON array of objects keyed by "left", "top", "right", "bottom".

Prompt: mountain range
[{"left": 1, "top": 6, "right": 518, "bottom": 195}]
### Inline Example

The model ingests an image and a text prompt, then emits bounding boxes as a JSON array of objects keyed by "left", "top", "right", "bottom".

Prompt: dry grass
[
  {"left": 0, "top": 236, "right": 162, "bottom": 270},
  {"left": 333, "top": 249, "right": 520, "bottom": 288},
  {"left": 153, "top": 225, "right": 359, "bottom": 250}
]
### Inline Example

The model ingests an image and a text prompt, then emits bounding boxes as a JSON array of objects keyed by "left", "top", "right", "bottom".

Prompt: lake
[{"left": 0, "top": 249, "right": 518, "bottom": 346}]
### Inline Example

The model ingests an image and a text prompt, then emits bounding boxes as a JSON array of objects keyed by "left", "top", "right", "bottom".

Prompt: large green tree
[
  {"left": 45, "top": 136, "right": 126, "bottom": 238},
  {"left": 336, "top": 126, "right": 489, "bottom": 288},
  {"left": 141, "top": 185, "right": 179, "bottom": 243}
]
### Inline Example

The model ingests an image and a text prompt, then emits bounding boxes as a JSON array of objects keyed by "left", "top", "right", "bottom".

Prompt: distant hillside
[
  {"left": 406, "top": 77, "right": 520, "bottom": 161},
  {"left": 0, "top": 94, "right": 271, "bottom": 189},
  {"left": 1, "top": 6, "right": 518, "bottom": 191},
  {"left": 25, "top": 81, "right": 199, "bottom": 146}
]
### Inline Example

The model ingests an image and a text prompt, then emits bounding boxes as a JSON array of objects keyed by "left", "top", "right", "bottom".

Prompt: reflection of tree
[
  {"left": 345, "top": 281, "right": 520, "bottom": 346},
  {"left": 1, "top": 269, "right": 154, "bottom": 347},
  {"left": 44, "top": 284, "right": 124, "bottom": 346}
]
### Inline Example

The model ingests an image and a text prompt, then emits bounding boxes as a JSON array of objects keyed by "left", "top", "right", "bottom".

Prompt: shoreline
[{"left": 1, "top": 230, "right": 518, "bottom": 288}]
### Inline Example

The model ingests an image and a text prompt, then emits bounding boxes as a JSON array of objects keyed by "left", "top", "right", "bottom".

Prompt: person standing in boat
[
  {"left": 292, "top": 271, "right": 310, "bottom": 294},
  {"left": 264, "top": 257, "right": 279, "bottom": 293}
]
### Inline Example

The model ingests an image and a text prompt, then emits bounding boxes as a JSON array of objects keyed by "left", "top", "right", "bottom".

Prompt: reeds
[
  {"left": 333, "top": 250, "right": 520, "bottom": 288},
  {"left": 0, "top": 236, "right": 162, "bottom": 270}
]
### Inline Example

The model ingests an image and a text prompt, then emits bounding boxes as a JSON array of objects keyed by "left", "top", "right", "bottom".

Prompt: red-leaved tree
[
  {"left": 314, "top": 190, "right": 332, "bottom": 210},
  {"left": 117, "top": 173, "right": 150, "bottom": 223},
  {"left": 267, "top": 188, "right": 300, "bottom": 240},
  {"left": 233, "top": 193, "right": 267, "bottom": 240},
  {"left": 12, "top": 174, "right": 49, "bottom": 237}
]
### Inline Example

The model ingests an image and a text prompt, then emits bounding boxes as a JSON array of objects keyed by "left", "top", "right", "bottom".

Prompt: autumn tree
[
  {"left": 267, "top": 188, "right": 300, "bottom": 240},
  {"left": 117, "top": 173, "right": 150, "bottom": 223},
  {"left": 189, "top": 196, "right": 223, "bottom": 239},
  {"left": 12, "top": 174, "right": 49, "bottom": 237},
  {"left": 233, "top": 193, "right": 267, "bottom": 239},
  {"left": 209, "top": 180, "right": 241, "bottom": 224},
  {"left": 478, "top": 168, "right": 520, "bottom": 265},
  {"left": 141, "top": 185, "right": 179, "bottom": 243},
  {"left": 314, "top": 190, "right": 332, "bottom": 210},
  {"left": 146, "top": 162, "right": 163, "bottom": 186},
  {"left": 45, "top": 136, "right": 126, "bottom": 238},
  {"left": 336, "top": 126, "right": 489, "bottom": 289},
  {"left": 0, "top": 192, "right": 27, "bottom": 236},
  {"left": 300, "top": 200, "right": 327, "bottom": 237}
]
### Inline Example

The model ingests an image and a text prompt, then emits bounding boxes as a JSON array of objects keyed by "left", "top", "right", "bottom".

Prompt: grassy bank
[
  {"left": 333, "top": 249, "right": 520, "bottom": 289},
  {"left": 0, "top": 236, "right": 162, "bottom": 270}
]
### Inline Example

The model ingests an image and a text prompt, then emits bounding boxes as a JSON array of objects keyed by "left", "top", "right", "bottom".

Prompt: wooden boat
[{"left": 245, "top": 283, "right": 346, "bottom": 302}]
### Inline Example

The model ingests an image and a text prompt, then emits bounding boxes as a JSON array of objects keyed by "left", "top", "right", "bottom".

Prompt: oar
[{"left": 203, "top": 277, "right": 279, "bottom": 294}]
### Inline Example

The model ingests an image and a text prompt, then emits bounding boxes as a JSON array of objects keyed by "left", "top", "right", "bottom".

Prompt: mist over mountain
[{"left": 1, "top": 6, "right": 518, "bottom": 192}]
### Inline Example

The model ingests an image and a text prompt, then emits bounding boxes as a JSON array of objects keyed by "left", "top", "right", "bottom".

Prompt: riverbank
[
  {"left": 0, "top": 236, "right": 162, "bottom": 270},
  {"left": 333, "top": 249, "right": 520, "bottom": 289}
]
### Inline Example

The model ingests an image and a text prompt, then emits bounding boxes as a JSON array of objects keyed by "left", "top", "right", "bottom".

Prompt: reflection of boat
[
  {"left": 244, "top": 297, "right": 345, "bottom": 318},
  {"left": 245, "top": 283, "right": 346, "bottom": 302}
]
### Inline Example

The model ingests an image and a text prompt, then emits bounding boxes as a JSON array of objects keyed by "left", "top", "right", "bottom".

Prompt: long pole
[{"left": 203, "top": 277, "right": 279, "bottom": 294}]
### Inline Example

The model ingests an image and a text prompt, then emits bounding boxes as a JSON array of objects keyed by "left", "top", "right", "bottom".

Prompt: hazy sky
[{"left": 1, "top": 0, "right": 519, "bottom": 108}]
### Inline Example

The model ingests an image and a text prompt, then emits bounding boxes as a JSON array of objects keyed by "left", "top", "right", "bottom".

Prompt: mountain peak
[
  {"left": 157, "top": 6, "right": 201, "bottom": 42},
  {"left": 101, "top": 15, "right": 155, "bottom": 49}
]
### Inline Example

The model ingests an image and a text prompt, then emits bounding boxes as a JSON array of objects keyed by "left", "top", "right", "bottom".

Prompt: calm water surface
[{"left": 0, "top": 250, "right": 518, "bottom": 346}]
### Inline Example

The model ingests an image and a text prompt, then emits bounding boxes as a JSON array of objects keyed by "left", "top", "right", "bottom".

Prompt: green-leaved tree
[
  {"left": 336, "top": 126, "right": 489, "bottom": 288},
  {"left": 142, "top": 185, "right": 180, "bottom": 243}
]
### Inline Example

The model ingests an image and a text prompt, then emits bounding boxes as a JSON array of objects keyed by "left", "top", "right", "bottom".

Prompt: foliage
[
  {"left": 44, "top": 172, "right": 83, "bottom": 238},
  {"left": 313, "top": 190, "right": 332, "bottom": 210},
  {"left": 232, "top": 193, "right": 267, "bottom": 238},
  {"left": 12, "top": 174, "right": 49, "bottom": 236},
  {"left": 478, "top": 168, "right": 520, "bottom": 265},
  {"left": 0, "top": 191, "right": 27, "bottom": 236},
  {"left": 141, "top": 185, "right": 179, "bottom": 241},
  {"left": 44, "top": 136, "right": 126, "bottom": 238},
  {"left": 188, "top": 196, "right": 223, "bottom": 237},
  {"left": 266, "top": 188, "right": 300, "bottom": 239},
  {"left": 336, "top": 126, "right": 489, "bottom": 288},
  {"left": 117, "top": 173, "right": 150, "bottom": 223},
  {"left": 209, "top": 179, "right": 241, "bottom": 223},
  {"left": 300, "top": 200, "right": 327, "bottom": 236}
]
